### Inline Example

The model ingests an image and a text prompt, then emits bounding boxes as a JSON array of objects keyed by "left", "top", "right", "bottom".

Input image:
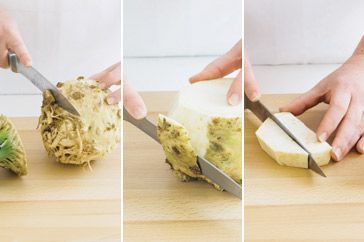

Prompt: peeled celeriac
[
  {"left": 255, "top": 112, "right": 331, "bottom": 168},
  {"left": 157, "top": 78, "right": 242, "bottom": 188},
  {"left": 39, "top": 77, "right": 121, "bottom": 165}
]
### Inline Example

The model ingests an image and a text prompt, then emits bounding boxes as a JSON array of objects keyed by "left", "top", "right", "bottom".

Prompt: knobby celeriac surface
[
  {"left": 39, "top": 77, "right": 121, "bottom": 165},
  {"left": 157, "top": 79, "right": 242, "bottom": 190},
  {"left": 157, "top": 114, "right": 222, "bottom": 190},
  {"left": 0, "top": 115, "right": 27, "bottom": 175}
]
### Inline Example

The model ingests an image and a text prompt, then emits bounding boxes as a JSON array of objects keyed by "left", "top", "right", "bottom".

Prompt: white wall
[
  {"left": 0, "top": 0, "right": 121, "bottom": 94},
  {"left": 245, "top": 0, "right": 364, "bottom": 95},
  {"left": 124, "top": 0, "right": 242, "bottom": 57},
  {"left": 245, "top": 0, "right": 364, "bottom": 65},
  {"left": 124, "top": 0, "right": 242, "bottom": 91}
]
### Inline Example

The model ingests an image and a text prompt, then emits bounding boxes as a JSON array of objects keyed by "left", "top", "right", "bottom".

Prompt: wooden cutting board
[
  {"left": 124, "top": 92, "right": 242, "bottom": 242},
  {"left": 245, "top": 94, "right": 364, "bottom": 241},
  {"left": 0, "top": 117, "right": 121, "bottom": 241}
]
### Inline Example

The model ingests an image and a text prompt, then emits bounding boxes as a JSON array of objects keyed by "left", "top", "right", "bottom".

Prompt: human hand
[
  {"left": 123, "top": 78, "right": 147, "bottom": 120},
  {"left": 244, "top": 55, "right": 260, "bottom": 102},
  {"left": 0, "top": 9, "right": 31, "bottom": 67},
  {"left": 280, "top": 38, "right": 364, "bottom": 161},
  {"left": 91, "top": 62, "right": 146, "bottom": 119},
  {"left": 90, "top": 62, "right": 121, "bottom": 105},
  {"left": 189, "top": 39, "right": 243, "bottom": 105}
]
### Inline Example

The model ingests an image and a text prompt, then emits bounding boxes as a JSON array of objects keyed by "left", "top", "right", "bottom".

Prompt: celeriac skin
[
  {"left": 39, "top": 77, "right": 120, "bottom": 165},
  {"left": 0, "top": 115, "right": 27, "bottom": 175},
  {"left": 157, "top": 79, "right": 242, "bottom": 189}
]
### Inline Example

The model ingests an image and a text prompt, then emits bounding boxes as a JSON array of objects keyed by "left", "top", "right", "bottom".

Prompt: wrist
[{"left": 353, "top": 35, "right": 364, "bottom": 56}]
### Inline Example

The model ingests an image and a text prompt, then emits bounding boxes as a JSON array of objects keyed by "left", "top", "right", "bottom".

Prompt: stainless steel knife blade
[
  {"left": 123, "top": 108, "right": 242, "bottom": 198},
  {"left": 123, "top": 107, "right": 159, "bottom": 143},
  {"left": 7, "top": 50, "right": 80, "bottom": 116},
  {"left": 197, "top": 156, "right": 242, "bottom": 199},
  {"left": 244, "top": 94, "right": 326, "bottom": 177},
  {"left": 309, "top": 156, "right": 326, "bottom": 177}
]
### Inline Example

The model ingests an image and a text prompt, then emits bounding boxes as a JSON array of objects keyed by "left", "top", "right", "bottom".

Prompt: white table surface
[{"left": 1, "top": 57, "right": 341, "bottom": 116}]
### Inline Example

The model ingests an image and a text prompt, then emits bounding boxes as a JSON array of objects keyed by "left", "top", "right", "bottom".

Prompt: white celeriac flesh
[{"left": 256, "top": 112, "right": 331, "bottom": 168}]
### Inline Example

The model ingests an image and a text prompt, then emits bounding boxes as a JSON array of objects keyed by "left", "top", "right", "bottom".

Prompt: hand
[
  {"left": 0, "top": 9, "right": 31, "bottom": 67},
  {"left": 280, "top": 38, "right": 364, "bottom": 161},
  {"left": 90, "top": 62, "right": 121, "bottom": 105},
  {"left": 90, "top": 64, "right": 147, "bottom": 120},
  {"left": 123, "top": 77, "right": 147, "bottom": 120},
  {"left": 190, "top": 39, "right": 243, "bottom": 105},
  {"left": 244, "top": 55, "right": 260, "bottom": 102}
]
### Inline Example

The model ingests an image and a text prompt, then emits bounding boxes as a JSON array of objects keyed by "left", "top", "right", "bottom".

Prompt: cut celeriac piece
[
  {"left": 255, "top": 112, "right": 331, "bottom": 168},
  {"left": 157, "top": 78, "right": 242, "bottom": 188},
  {"left": 157, "top": 115, "right": 220, "bottom": 189},
  {"left": 0, "top": 115, "right": 27, "bottom": 176}
]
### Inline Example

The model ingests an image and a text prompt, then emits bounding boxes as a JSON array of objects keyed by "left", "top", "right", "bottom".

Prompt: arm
[
  {"left": 353, "top": 35, "right": 364, "bottom": 55},
  {"left": 281, "top": 35, "right": 364, "bottom": 161}
]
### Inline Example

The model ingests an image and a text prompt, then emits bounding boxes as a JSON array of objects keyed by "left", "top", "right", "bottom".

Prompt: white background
[
  {"left": 1, "top": 0, "right": 363, "bottom": 115},
  {"left": 245, "top": 0, "right": 364, "bottom": 65},
  {"left": 126, "top": 0, "right": 363, "bottom": 95},
  {"left": 245, "top": 0, "right": 364, "bottom": 95},
  {"left": 124, "top": 0, "right": 242, "bottom": 91},
  {"left": 0, "top": 0, "right": 120, "bottom": 116}
]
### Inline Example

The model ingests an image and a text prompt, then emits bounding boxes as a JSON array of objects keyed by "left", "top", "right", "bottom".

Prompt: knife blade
[
  {"left": 123, "top": 107, "right": 159, "bottom": 143},
  {"left": 197, "top": 156, "right": 242, "bottom": 199},
  {"left": 244, "top": 94, "right": 326, "bottom": 177},
  {"left": 7, "top": 50, "right": 80, "bottom": 116},
  {"left": 123, "top": 108, "right": 242, "bottom": 198}
]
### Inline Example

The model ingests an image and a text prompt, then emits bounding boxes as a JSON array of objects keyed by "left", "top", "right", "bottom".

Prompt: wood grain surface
[
  {"left": 0, "top": 117, "right": 121, "bottom": 241},
  {"left": 245, "top": 94, "right": 364, "bottom": 242},
  {"left": 124, "top": 91, "right": 242, "bottom": 242}
]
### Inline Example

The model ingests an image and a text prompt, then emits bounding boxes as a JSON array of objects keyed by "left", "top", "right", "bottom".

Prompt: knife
[
  {"left": 244, "top": 94, "right": 326, "bottom": 177},
  {"left": 7, "top": 50, "right": 80, "bottom": 116},
  {"left": 123, "top": 108, "right": 242, "bottom": 199}
]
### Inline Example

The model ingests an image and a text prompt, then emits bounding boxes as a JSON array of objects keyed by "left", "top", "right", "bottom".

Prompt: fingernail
[
  {"left": 107, "top": 97, "right": 115, "bottom": 104},
  {"left": 133, "top": 107, "right": 147, "bottom": 119},
  {"left": 99, "top": 83, "right": 106, "bottom": 89},
  {"left": 318, "top": 132, "right": 328, "bottom": 142},
  {"left": 251, "top": 92, "right": 260, "bottom": 102},
  {"left": 332, "top": 147, "right": 342, "bottom": 161},
  {"left": 228, "top": 93, "right": 240, "bottom": 106}
]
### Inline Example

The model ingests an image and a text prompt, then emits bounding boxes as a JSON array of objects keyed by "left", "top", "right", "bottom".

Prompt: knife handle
[
  {"left": 244, "top": 94, "right": 249, "bottom": 109},
  {"left": 8, "top": 49, "right": 19, "bottom": 73},
  {"left": 244, "top": 94, "right": 273, "bottom": 122},
  {"left": 123, "top": 108, "right": 160, "bottom": 144}
]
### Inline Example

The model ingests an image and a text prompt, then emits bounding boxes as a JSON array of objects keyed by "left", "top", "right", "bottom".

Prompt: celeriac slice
[{"left": 255, "top": 112, "right": 331, "bottom": 168}]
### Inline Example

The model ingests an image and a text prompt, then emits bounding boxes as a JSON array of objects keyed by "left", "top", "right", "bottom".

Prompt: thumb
[
  {"left": 244, "top": 56, "right": 260, "bottom": 101},
  {"left": 123, "top": 81, "right": 147, "bottom": 119},
  {"left": 107, "top": 88, "right": 121, "bottom": 105},
  {"left": 226, "top": 69, "right": 242, "bottom": 105},
  {"left": 7, "top": 29, "right": 32, "bottom": 67}
]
